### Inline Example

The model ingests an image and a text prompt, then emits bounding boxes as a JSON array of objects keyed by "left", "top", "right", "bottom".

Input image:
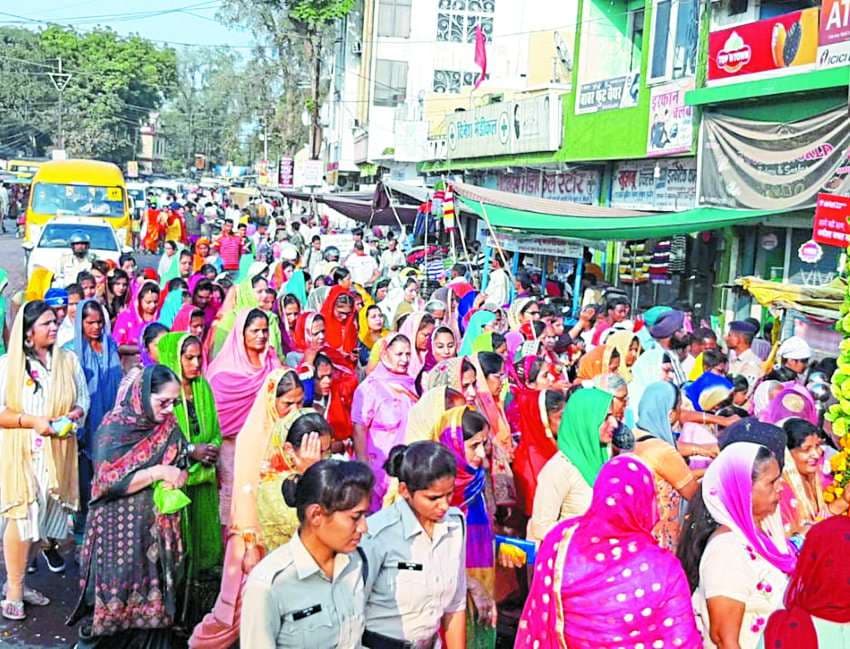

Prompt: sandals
[
  {"left": 2, "top": 583, "right": 50, "bottom": 606},
  {"left": 1, "top": 599, "right": 25, "bottom": 621}
]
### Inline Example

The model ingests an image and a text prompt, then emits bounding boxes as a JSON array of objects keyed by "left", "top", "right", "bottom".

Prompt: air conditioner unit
[{"left": 352, "top": 41, "right": 362, "bottom": 55}]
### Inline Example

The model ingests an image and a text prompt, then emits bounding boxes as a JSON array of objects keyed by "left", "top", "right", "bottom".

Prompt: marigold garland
[{"left": 823, "top": 285, "right": 850, "bottom": 505}]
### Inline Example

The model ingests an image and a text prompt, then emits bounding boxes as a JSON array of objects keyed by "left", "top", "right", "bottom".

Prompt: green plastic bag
[
  {"left": 153, "top": 481, "right": 192, "bottom": 514},
  {"left": 187, "top": 462, "right": 216, "bottom": 487}
]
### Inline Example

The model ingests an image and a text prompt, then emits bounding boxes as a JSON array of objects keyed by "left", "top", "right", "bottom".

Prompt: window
[
  {"left": 647, "top": 0, "right": 698, "bottom": 83},
  {"left": 628, "top": 8, "right": 645, "bottom": 74},
  {"left": 39, "top": 224, "right": 117, "bottom": 251},
  {"left": 374, "top": 59, "right": 408, "bottom": 107},
  {"left": 378, "top": 0, "right": 411, "bottom": 38},
  {"left": 436, "top": 0, "right": 495, "bottom": 43},
  {"left": 432, "top": 69, "right": 481, "bottom": 93}
]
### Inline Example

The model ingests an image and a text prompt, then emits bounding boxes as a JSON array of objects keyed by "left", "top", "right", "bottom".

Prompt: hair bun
[
  {"left": 282, "top": 475, "right": 300, "bottom": 507},
  {"left": 383, "top": 444, "right": 408, "bottom": 478}
]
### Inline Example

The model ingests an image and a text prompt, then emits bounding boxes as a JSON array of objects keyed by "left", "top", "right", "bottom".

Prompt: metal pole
[{"left": 48, "top": 57, "right": 71, "bottom": 151}]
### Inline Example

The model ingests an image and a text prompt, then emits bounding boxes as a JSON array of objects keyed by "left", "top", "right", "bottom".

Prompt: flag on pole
[{"left": 473, "top": 25, "right": 487, "bottom": 90}]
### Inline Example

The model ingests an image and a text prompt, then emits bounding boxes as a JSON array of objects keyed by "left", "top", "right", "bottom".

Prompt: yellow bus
[{"left": 25, "top": 159, "right": 131, "bottom": 244}]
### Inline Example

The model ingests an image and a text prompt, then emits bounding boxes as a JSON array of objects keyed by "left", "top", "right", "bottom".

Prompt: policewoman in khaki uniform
[
  {"left": 360, "top": 441, "right": 467, "bottom": 649},
  {"left": 240, "top": 459, "right": 374, "bottom": 649}
]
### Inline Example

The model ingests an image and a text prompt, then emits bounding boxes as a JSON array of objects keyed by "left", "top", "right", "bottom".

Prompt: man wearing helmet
[
  {"left": 314, "top": 245, "right": 340, "bottom": 279},
  {"left": 56, "top": 231, "right": 95, "bottom": 287}
]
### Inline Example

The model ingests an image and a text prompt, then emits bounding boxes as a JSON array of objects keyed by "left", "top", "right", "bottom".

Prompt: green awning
[{"left": 454, "top": 181, "right": 789, "bottom": 240}]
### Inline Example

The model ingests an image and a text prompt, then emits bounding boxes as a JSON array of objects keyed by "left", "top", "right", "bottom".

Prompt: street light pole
[{"left": 48, "top": 57, "right": 72, "bottom": 151}]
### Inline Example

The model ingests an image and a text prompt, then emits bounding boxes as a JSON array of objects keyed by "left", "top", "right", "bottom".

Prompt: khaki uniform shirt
[
  {"left": 55, "top": 252, "right": 94, "bottom": 287},
  {"left": 730, "top": 347, "right": 764, "bottom": 393},
  {"left": 361, "top": 499, "right": 467, "bottom": 643},
  {"left": 241, "top": 531, "right": 366, "bottom": 649}
]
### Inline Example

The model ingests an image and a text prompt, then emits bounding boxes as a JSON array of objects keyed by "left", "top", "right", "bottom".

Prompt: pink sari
[
  {"left": 112, "top": 279, "right": 160, "bottom": 346},
  {"left": 517, "top": 454, "right": 701, "bottom": 649}
]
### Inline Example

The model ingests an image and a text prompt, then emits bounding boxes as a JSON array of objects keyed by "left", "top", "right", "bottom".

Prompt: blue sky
[{"left": 0, "top": 0, "right": 256, "bottom": 50}]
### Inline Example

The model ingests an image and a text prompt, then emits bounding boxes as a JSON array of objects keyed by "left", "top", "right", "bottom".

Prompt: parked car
[{"left": 22, "top": 216, "right": 128, "bottom": 282}]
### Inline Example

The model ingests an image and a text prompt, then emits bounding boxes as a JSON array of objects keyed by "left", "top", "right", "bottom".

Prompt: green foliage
[
  {"left": 289, "top": 0, "right": 356, "bottom": 28},
  {"left": 0, "top": 26, "right": 176, "bottom": 162}
]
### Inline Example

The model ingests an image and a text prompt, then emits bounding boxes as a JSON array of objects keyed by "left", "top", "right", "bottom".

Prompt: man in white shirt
[
  {"left": 379, "top": 238, "right": 405, "bottom": 275},
  {"left": 345, "top": 241, "right": 380, "bottom": 287},
  {"left": 479, "top": 255, "right": 510, "bottom": 307}
]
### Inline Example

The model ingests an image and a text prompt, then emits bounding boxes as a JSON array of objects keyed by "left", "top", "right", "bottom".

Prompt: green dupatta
[
  {"left": 212, "top": 278, "right": 284, "bottom": 362},
  {"left": 557, "top": 387, "right": 614, "bottom": 487},
  {"left": 157, "top": 332, "right": 223, "bottom": 573}
]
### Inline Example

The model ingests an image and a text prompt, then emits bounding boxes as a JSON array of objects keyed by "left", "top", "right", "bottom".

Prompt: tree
[
  {"left": 0, "top": 26, "right": 177, "bottom": 162},
  {"left": 218, "top": 0, "right": 355, "bottom": 160},
  {"left": 288, "top": 0, "right": 356, "bottom": 159}
]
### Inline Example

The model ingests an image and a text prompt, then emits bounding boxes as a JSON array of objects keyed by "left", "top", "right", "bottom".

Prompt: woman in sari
[
  {"left": 517, "top": 455, "right": 701, "bottom": 649},
  {"left": 679, "top": 443, "right": 795, "bottom": 649},
  {"left": 71, "top": 300, "right": 123, "bottom": 547},
  {"left": 277, "top": 293, "right": 302, "bottom": 356},
  {"left": 437, "top": 407, "right": 498, "bottom": 649},
  {"left": 157, "top": 332, "right": 223, "bottom": 632},
  {"left": 319, "top": 285, "right": 358, "bottom": 370},
  {"left": 114, "top": 280, "right": 161, "bottom": 363},
  {"left": 352, "top": 333, "right": 419, "bottom": 511},
  {"left": 632, "top": 381, "right": 697, "bottom": 550},
  {"left": 528, "top": 387, "right": 618, "bottom": 542},
  {"left": 513, "top": 389, "right": 564, "bottom": 517},
  {"left": 171, "top": 305, "right": 206, "bottom": 339},
  {"left": 312, "top": 352, "right": 356, "bottom": 444},
  {"left": 206, "top": 275, "right": 282, "bottom": 362},
  {"left": 189, "top": 371, "right": 323, "bottom": 649},
  {"left": 192, "top": 237, "right": 212, "bottom": 274},
  {"left": 0, "top": 301, "right": 88, "bottom": 621},
  {"left": 207, "top": 308, "right": 281, "bottom": 528},
  {"left": 468, "top": 351, "right": 516, "bottom": 507},
  {"left": 357, "top": 303, "right": 388, "bottom": 367},
  {"left": 399, "top": 311, "right": 436, "bottom": 379},
  {"left": 779, "top": 417, "right": 849, "bottom": 541},
  {"left": 603, "top": 329, "right": 641, "bottom": 381},
  {"left": 287, "top": 311, "right": 326, "bottom": 369},
  {"left": 69, "top": 364, "right": 187, "bottom": 648},
  {"left": 103, "top": 269, "right": 130, "bottom": 323},
  {"left": 421, "top": 325, "right": 457, "bottom": 375}
]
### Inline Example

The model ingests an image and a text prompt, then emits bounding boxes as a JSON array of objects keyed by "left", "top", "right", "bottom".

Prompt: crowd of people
[{"left": 0, "top": 193, "right": 847, "bottom": 649}]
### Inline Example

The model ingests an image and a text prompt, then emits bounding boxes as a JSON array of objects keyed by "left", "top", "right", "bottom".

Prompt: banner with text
[
  {"left": 445, "top": 93, "right": 563, "bottom": 159},
  {"left": 611, "top": 158, "right": 697, "bottom": 211},
  {"left": 813, "top": 193, "right": 850, "bottom": 247},
  {"left": 647, "top": 80, "right": 695, "bottom": 156},
  {"left": 708, "top": 8, "right": 819, "bottom": 84},
  {"left": 576, "top": 73, "right": 640, "bottom": 114},
  {"left": 700, "top": 107, "right": 850, "bottom": 210}
]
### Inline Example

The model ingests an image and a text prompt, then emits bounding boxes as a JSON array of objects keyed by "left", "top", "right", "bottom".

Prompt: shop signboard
[
  {"left": 478, "top": 224, "right": 584, "bottom": 258},
  {"left": 294, "top": 159, "right": 324, "bottom": 187},
  {"left": 444, "top": 93, "right": 562, "bottom": 159},
  {"left": 817, "top": 0, "right": 850, "bottom": 68},
  {"left": 278, "top": 157, "right": 294, "bottom": 188},
  {"left": 576, "top": 73, "right": 639, "bottom": 114},
  {"left": 647, "top": 80, "right": 695, "bottom": 157},
  {"left": 610, "top": 158, "right": 697, "bottom": 211},
  {"left": 489, "top": 168, "right": 602, "bottom": 205},
  {"left": 813, "top": 192, "right": 850, "bottom": 247},
  {"left": 707, "top": 8, "right": 819, "bottom": 85}
]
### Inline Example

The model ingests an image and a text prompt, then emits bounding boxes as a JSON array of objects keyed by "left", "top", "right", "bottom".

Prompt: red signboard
[
  {"left": 708, "top": 8, "right": 819, "bottom": 83},
  {"left": 820, "top": 0, "right": 850, "bottom": 45},
  {"left": 813, "top": 192, "right": 850, "bottom": 247}
]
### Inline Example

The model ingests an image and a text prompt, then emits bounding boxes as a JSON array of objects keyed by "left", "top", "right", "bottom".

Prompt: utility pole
[
  {"left": 310, "top": 32, "right": 322, "bottom": 160},
  {"left": 48, "top": 57, "right": 72, "bottom": 151}
]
